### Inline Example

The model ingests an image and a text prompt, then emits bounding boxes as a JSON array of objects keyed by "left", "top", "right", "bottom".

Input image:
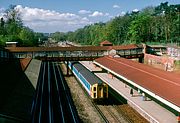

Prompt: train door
[
  {"left": 98, "top": 85, "right": 103, "bottom": 98},
  {"left": 103, "top": 84, "right": 108, "bottom": 98}
]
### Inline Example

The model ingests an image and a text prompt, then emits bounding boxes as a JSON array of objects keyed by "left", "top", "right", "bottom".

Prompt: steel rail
[
  {"left": 105, "top": 106, "right": 121, "bottom": 123},
  {"left": 92, "top": 103, "right": 109, "bottom": 123},
  {"left": 109, "top": 90, "right": 133, "bottom": 123},
  {"left": 38, "top": 61, "right": 46, "bottom": 123},
  {"left": 52, "top": 62, "right": 65, "bottom": 123},
  {"left": 0, "top": 114, "right": 24, "bottom": 122},
  {"left": 113, "top": 105, "right": 133, "bottom": 123},
  {"left": 57, "top": 63, "right": 79, "bottom": 123},
  {"left": 47, "top": 62, "right": 54, "bottom": 123},
  {"left": 31, "top": 62, "right": 44, "bottom": 123}
]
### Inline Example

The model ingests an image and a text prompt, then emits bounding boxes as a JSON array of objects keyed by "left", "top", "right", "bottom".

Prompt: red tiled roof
[
  {"left": 94, "top": 56, "right": 180, "bottom": 108},
  {"left": 110, "top": 44, "right": 141, "bottom": 50},
  {"left": 100, "top": 40, "right": 112, "bottom": 45},
  {"left": 20, "top": 58, "right": 32, "bottom": 71}
]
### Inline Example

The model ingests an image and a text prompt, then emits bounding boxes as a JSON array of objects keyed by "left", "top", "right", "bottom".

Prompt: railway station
[
  {"left": 80, "top": 57, "right": 180, "bottom": 123},
  {"left": 1, "top": 1, "right": 180, "bottom": 122},
  {"left": 1, "top": 43, "right": 180, "bottom": 122}
]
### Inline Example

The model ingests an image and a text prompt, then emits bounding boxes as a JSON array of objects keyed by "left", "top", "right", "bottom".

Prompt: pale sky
[{"left": 0, "top": 0, "right": 179, "bottom": 33}]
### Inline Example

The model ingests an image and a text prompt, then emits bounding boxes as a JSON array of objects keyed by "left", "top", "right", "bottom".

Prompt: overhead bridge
[{"left": 5, "top": 44, "right": 144, "bottom": 61}]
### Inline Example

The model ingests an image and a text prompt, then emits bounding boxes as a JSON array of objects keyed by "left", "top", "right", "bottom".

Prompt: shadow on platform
[{"left": 0, "top": 59, "right": 35, "bottom": 122}]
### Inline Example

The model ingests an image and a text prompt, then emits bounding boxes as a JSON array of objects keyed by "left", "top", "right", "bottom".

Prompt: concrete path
[{"left": 25, "top": 59, "right": 41, "bottom": 88}]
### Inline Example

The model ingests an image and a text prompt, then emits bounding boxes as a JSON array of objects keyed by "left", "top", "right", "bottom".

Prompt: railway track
[
  {"left": 109, "top": 88, "right": 148, "bottom": 123},
  {"left": 79, "top": 81, "right": 131, "bottom": 123},
  {"left": 31, "top": 61, "right": 79, "bottom": 123},
  {"left": 77, "top": 80, "right": 110, "bottom": 122},
  {"left": 72, "top": 70, "right": 110, "bottom": 123},
  {"left": 91, "top": 102, "right": 109, "bottom": 123},
  {"left": 66, "top": 62, "right": 131, "bottom": 123},
  {"left": 98, "top": 105, "right": 121, "bottom": 123},
  {"left": 113, "top": 105, "right": 133, "bottom": 123},
  {"left": 105, "top": 106, "right": 123, "bottom": 123},
  {"left": 0, "top": 114, "right": 24, "bottom": 123},
  {"left": 61, "top": 62, "right": 147, "bottom": 123},
  {"left": 108, "top": 90, "right": 133, "bottom": 123},
  {"left": 96, "top": 95, "right": 131, "bottom": 123}
]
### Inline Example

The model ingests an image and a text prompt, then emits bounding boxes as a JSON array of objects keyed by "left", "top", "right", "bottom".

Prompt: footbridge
[{"left": 5, "top": 44, "right": 144, "bottom": 61}]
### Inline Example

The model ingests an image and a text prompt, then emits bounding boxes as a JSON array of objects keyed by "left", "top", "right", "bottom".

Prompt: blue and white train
[{"left": 68, "top": 61, "right": 108, "bottom": 100}]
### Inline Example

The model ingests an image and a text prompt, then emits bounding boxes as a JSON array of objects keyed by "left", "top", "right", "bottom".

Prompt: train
[{"left": 68, "top": 61, "right": 108, "bottom": 100}]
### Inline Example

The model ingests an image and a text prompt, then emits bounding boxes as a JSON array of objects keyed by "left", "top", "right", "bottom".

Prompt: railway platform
[
  {"left": 96, "top": 73, "right": 177, "bottom": 123},
  {"left": 81, "top": 61, "right": 177, "bottom": 123},
  {"left": 79, "top": 61, "right": 102, "bottom": 72}
]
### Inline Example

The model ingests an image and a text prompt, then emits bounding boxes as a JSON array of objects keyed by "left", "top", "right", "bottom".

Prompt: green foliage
[
  {"left": 4, "top": 5, "right": 22, "bottom": 35},
  {"left": 0, "top": 5, "right": 46, "bottom": 47},
  {"left": 50, "top": 2, "right": 179, "bottom": 46},
  {"left": 128, "top": 13, "right": 152, "bottom": 44},
  {"left": 19, "top": 27, "right": 36, "bottom": 46},
  {"left": 51, "top": 32, "right": 67, "bottom": 41},
  {"left": 0, "top": 18, "right": 5, "bottom": 35},
  {"left": 52, "top": 22, "right": 107, "bottom": 46}
]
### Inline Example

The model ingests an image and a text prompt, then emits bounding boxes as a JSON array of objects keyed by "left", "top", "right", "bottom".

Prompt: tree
[
  {"left": 50, "top": 2, "right": 180, "bottom": 46},
  {"left": 51, "top": 32, "right": 67, "bottom": 41},
  {"left": 0, "top": 5, "right": 39, "bottom": 46},
  {"left": 154, "top": 2, "right": 180, "bottom": 44},
  {"left": 105, "top": 15, "right": 132, "bottom": 45},
  {"left": 128, "top": 12, "right": 153, "bottom": 44},
  {"left": 5, "top": 5, "right": 22, "bottom": 35},
  {"left": 35, "top": 33, "right": 48, "bottom": 45},
  {"left": 19, "top": 27, "right": 36, "bottom": 46},
  {"left": 0, "top": 18, "right": 5, "bottom": 35}
]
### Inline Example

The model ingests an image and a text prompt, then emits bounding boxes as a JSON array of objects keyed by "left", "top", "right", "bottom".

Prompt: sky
[{"left": 0, "top": 0, "right": 179, "bottom": 33}]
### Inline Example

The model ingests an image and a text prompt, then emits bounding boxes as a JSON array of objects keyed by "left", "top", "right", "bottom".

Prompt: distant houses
[
  {"left": 6, "top": 42, "right": 18, "bottom": 47},
  {"left": 167, "top": 46, "right": 180, "bottom": 58},
  {"left": 100, "top": 40, "right": 113, "bottom": 46}
]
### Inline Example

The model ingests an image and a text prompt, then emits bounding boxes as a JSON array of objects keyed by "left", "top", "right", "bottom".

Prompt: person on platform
[{"left": 130, "top": 88, "right": 133, "bottom": 97}]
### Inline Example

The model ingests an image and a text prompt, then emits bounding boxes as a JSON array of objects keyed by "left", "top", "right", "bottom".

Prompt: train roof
[{"left": 71, "top": 61, "right": 103, "bottom": 85}]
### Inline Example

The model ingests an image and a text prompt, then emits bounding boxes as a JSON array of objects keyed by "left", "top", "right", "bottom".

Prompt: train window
[
  {"left": 94, "top": 93, "right": 96, "bottom": 98},
  {"left": 93, "top": 87, "right": 96, "bottom": 91}
]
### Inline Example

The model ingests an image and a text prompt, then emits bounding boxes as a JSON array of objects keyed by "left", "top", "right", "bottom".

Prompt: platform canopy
[{"left": 94, "top": 56, "right": 180, "bottom": 112}]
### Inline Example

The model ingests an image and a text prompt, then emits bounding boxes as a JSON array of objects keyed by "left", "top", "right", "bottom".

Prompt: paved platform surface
[
  {"left": 81, "top": 61, "right": 177, "bottom": 123},
  {"left": 25, "top": 59, "right": 41, "bottom": 88},
  {"left": 79, "top": 61, "right": 102, "bottom": 71}
]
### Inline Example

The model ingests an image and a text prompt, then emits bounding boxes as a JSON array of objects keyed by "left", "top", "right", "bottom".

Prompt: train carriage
[{"left": 68, "top": 61, "right": 108, "bottom": 100}]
